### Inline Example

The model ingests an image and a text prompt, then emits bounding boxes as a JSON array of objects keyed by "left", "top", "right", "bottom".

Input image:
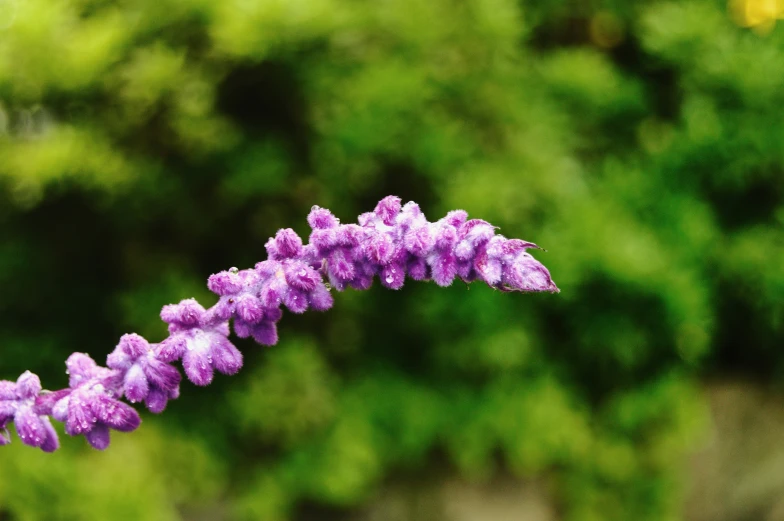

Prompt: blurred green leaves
[{"left": 1, "top": 0, "right": 782, "bottom": 519}]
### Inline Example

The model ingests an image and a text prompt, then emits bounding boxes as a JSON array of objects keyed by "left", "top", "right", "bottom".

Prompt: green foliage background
[{"left": 0, "top": 0, "right": 782, "bottom": 519}]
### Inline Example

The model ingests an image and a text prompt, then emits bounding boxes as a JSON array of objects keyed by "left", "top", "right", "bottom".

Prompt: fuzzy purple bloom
[
  {"left": 2, "top": 196, "right": 557, "bottom": 452},
  {"left": 0, "top": 372, "right": 60, "bottom": 451},
  {"left": 159, "top": 300, "right": 243, "bottom": 386},
  {"left": 50, "top": 353, "right": 141, "bottom": 450},
  {"left": 106, "top": 334, "right": 181, "bottom": 413},
  {"left": 304, "top": 198, "right": 557, "bottom": 293}
]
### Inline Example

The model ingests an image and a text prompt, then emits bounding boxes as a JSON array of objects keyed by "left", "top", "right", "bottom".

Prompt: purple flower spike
[{"left": 2, "top": 195, "right": 557, "bottom": 453}]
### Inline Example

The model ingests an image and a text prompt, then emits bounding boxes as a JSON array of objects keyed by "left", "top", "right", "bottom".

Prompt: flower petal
[
  {"left": 14, "top": 407, "right": 47, "bottom": 447},
  {"left": 266, "top": 228, "right": 304, "bottom": 259},
  {"left": 65, "top": 353, "right": 102, "bottom": 388},
  {"left": 52, "top": 396, "right": 69, "bottom": 423},
  {"left": 404, "top": 227, "right": 435, "bottom": 256},
  {"left": 142, "top": 358, "right": 181, "bottom": 392},
  {"left": 505, "top": 254, "right": 558, "bottom": 292},
  {"left": 106, "top": 349, "right": 132, "bottom": 371},
  {"left": 328, "top": 249, "right": 355, "bottom": 281},
  {"left": 118, "top": 333, "right": 149, "bottom": 358},
  {"left": 66, "top": 392, "right": 98, "bottom": 436},
  {"left": 183, "top": 349, "right": 214, "bottom": 386},
  {"left": 233, "top": 319, "right": 252, "bottom": 338},
  {"left": 380, "top": 264, "right": 405, "bottom": 290},
  {"left": 85, "top": 423, "right": 111, "bottom": 450},
  {"left": 308, "top": 284, "right": 333, "bottom": 311},
  {"left": 284, "top": 263, "right": 321, "bottom": 292},
  {"left": 430, "top": 252, "right": 457, "bottom": 287},
  {"left": 251, "top": 321, "right": 278, "bottom": 346},
  {"left": 161, "top": 299, "right": 205, "bottom": 328},
  {"left": 235, "top": 294, "right": 265, "bottom": 324},
  {"left": 207, "top": 270, "right": 243, "bottom": 296},
  {"left": 39, "top": 417, "right": 59, "bottom": 453},
  {"left": 284, "top": 289, "right": 308, "bottom": 313},
  {"left": 157, "top": 336, "right": 187, "bottom": 363},
  {"left": 307, "top": 206, "right": 339, "bottom": 229},
  {"left": 365, "top": 233, "right": 395, "bottom": 264},
  {"left": 203, "top": 298, "right": 234, "bottom": 323},
  {"left": 0, "top": 402, "right": 16, "bottom": 424},
  {"left": 374, "top": 195, "right": 401, "bottom": 225},
  {"left": 15, "top": 371, "right": 42, "bottom": 400},
  {"left": 91, "top": 395, "right": 141, "bottom": 432},
  {"left": 0, "top": 381, "right": 16, "bottom": 400},
  {"left": 145, "top": 388, "right": 169, "bottom": 414},
  {"left": 123, "top": 364, "right": 149, "bottom": 403},
  {"left": 211, "top": 339, "right": 243, "bottom": 376}
]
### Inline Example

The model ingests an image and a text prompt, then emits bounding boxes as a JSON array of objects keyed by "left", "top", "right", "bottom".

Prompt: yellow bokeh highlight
[{"left": 730, "top": 0, "right": 784, "bottom": 33}]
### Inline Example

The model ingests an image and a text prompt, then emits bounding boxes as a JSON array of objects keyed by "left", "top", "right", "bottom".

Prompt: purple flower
[
  {"left": 477, "top": 236, "right": 558, "bottom": 292},
  {"left": 106, "top": 333, "right": 181, "bottom": 413},
  {"left": 205, "top": 246, "right": 333, "bottom": 344},
  {"left": 50, "top": 353, "right": 141, "bottom": 450},
  {"left": 1, "top": 195, "right": 558, "bottom": 453},
  {"left": 0, "top": 372, "right": 60, "bottom": 451},
  {"left": 159, "top": 300, "right": 243, "bottom": 386},
  {"left": 265, "top": 228, "right": 304, "bottom": 260},
  {"left": 301, "top": 196, "right": 558, "bottom": 294}
]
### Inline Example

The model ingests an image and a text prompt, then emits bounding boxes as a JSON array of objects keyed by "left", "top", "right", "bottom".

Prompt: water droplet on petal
[
  {"left": 229, "top": 267, "right": 239, "bottom": 274},
  {"left": 385, "top": 275, "right": 394, "bottom": 284}
]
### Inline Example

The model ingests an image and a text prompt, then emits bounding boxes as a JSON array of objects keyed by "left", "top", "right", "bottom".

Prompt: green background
[{"left": 0, "top": 0, "right": 782, "bottom": 519}]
